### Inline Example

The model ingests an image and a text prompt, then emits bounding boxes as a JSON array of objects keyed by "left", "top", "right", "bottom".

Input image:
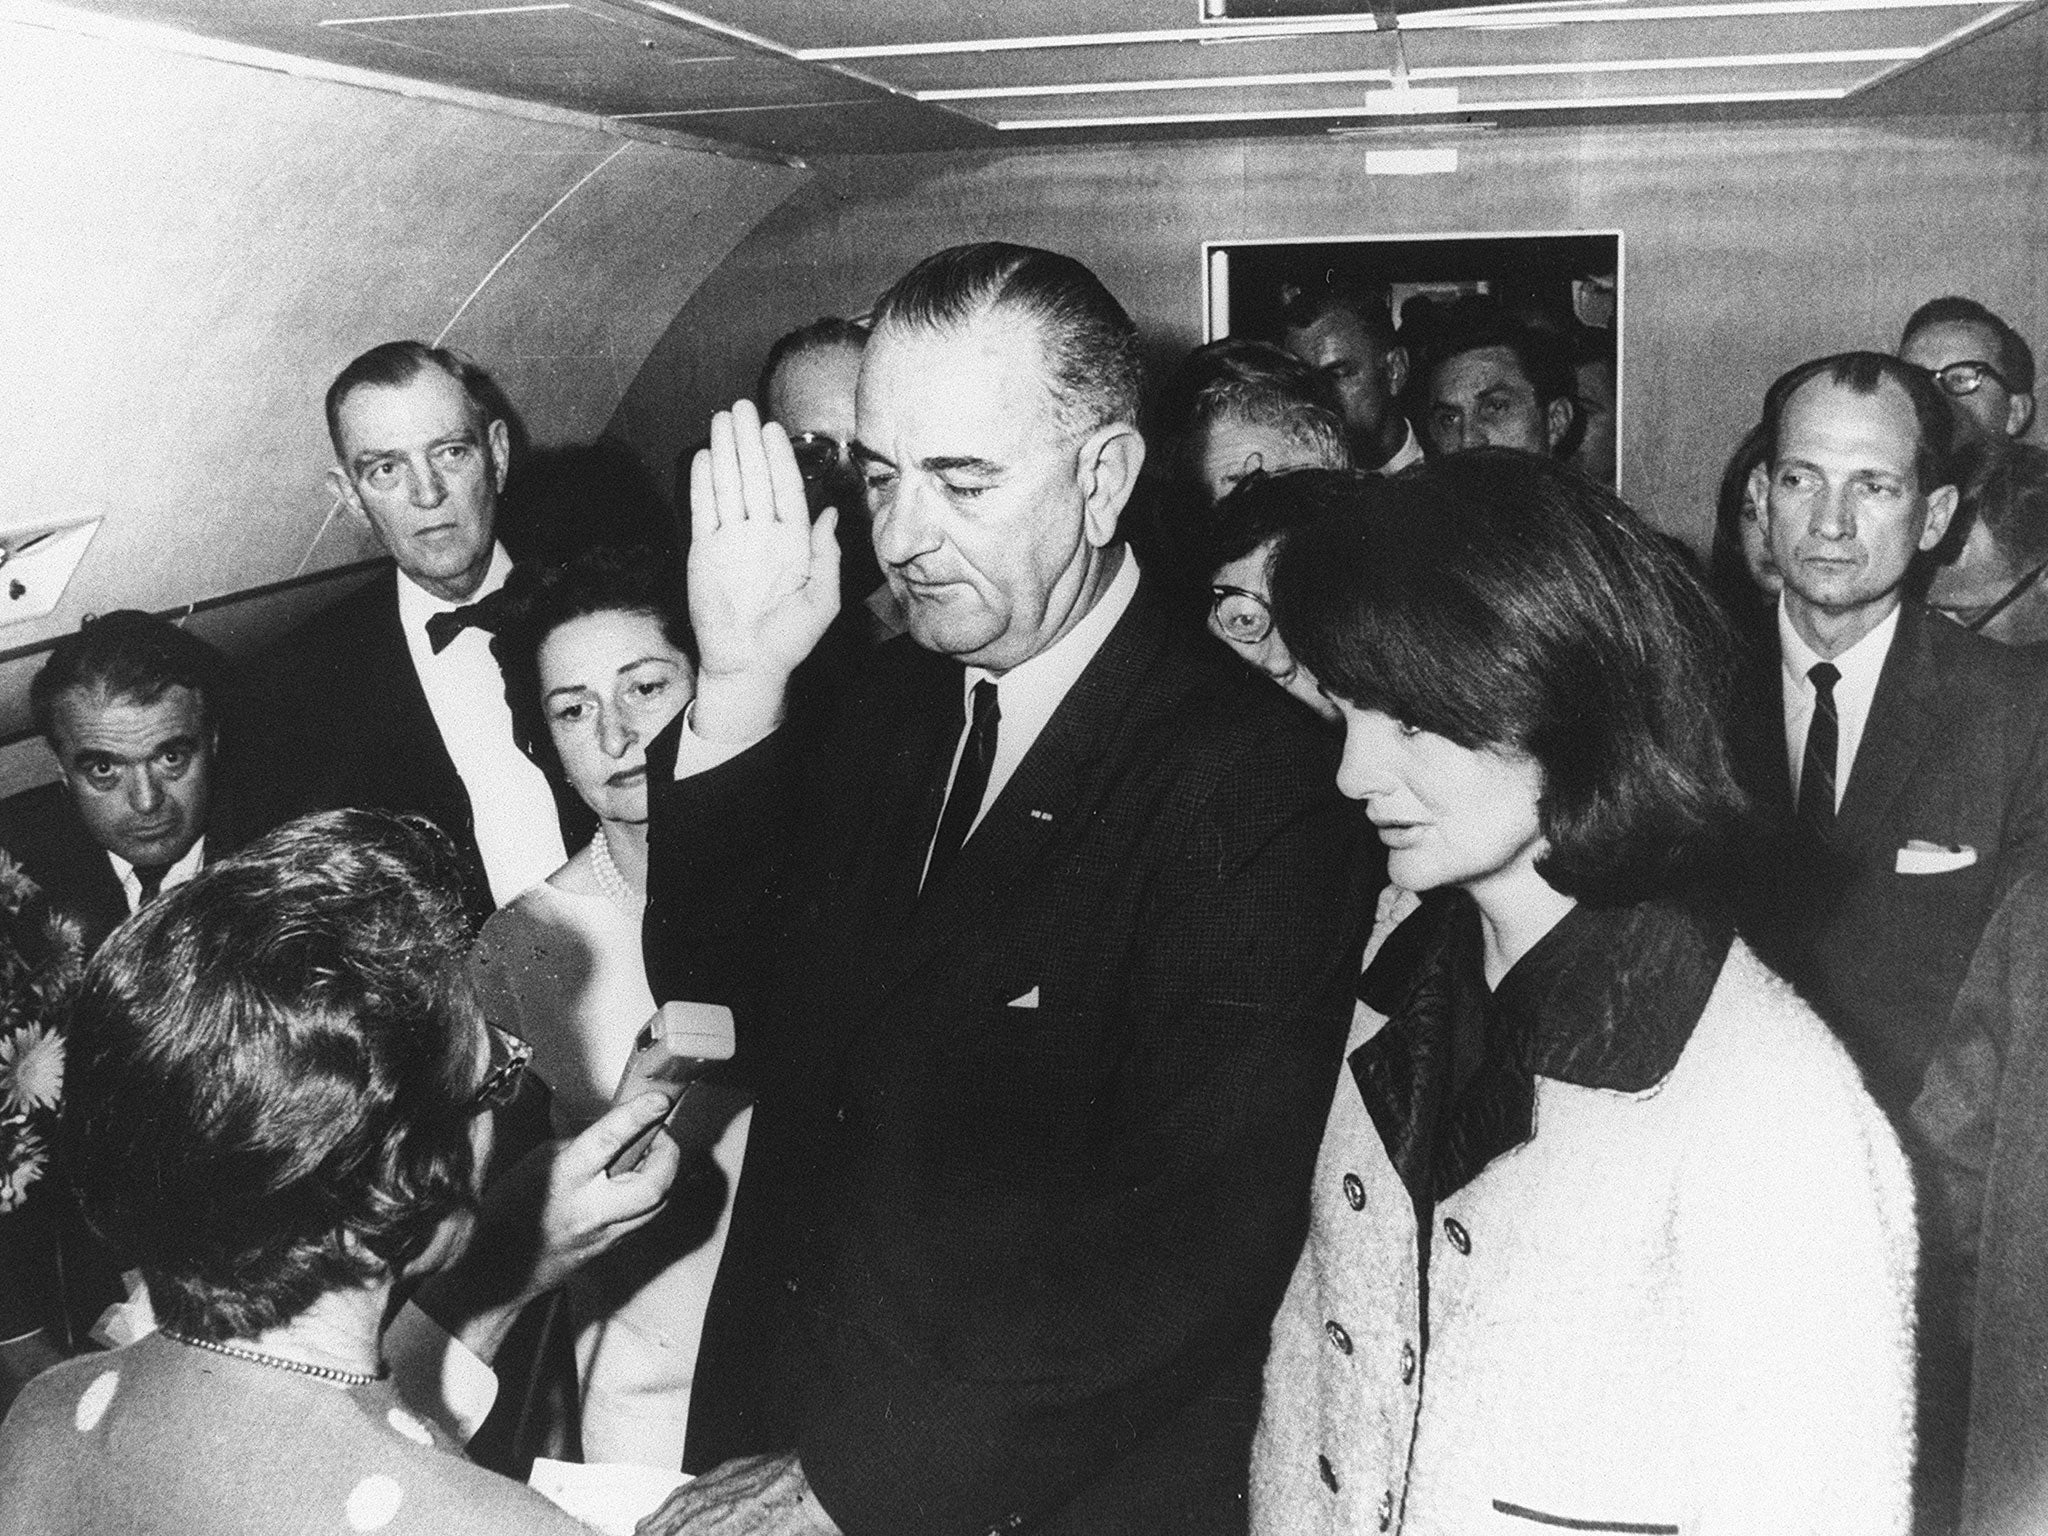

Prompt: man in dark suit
[
  {"left": 0, "top": 611, "right": 232, "bottom": 955},
  {"left": 243, "top": 342, "right": 587, "bottom": 921},
  {"left": 1729, "top": 350, "right": 2048, "bottom": 1118},
  {"left": 0, "top": 609, "right": 233, "bottom": 1395},
  {"left": 639, "top": 245, "right": 1366, "bottom": 1536}
]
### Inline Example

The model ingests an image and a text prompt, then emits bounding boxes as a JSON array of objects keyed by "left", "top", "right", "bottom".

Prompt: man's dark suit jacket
[
  {"left": 644, "top": 577, "right": 1369, "bottom": 1536},
  {"left": 0, "top": 780, "right": 230, "bottom": 1348},
  {"left": 0, "top": 783, "right": 132, "bottom": 957},
  {"left": 1731, "top": 599, "right": 2048, "bottom": 1113},
  {"left": 240, "top": 572, "right": 589, "bottom": 923}
]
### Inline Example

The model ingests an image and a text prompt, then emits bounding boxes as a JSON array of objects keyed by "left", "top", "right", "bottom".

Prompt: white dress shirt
[
  {"left": 107, "top": 836, "right": 204, "bottom": 913},
  {"left": 672, "top": 548, "right": 1142, "bottom": 870},
  {"left": 949, "top": 544, "right": 1140, "bottom": 839},
  {"left": 1376, "top": 421, "right": 1425, "bottom": 477},
  {"left": 398, "top": 544, "right": 566, "bottom": 909},
  {"left": 1779, "top": 597, "right": 1901, "bottom": 812}
]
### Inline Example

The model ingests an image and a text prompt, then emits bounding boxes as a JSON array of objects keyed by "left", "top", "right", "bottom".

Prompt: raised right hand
[{"left": 687, "top": 401, "right": 841, "bottom": 741}]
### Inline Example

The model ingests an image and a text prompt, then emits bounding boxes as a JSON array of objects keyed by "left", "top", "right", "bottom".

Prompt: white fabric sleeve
[
  {"left": 670, "top": 699, "right": 771, "bottom": 780},
  {"left": 386, "top": 1300, "right": 501, "bottom": 1444}
]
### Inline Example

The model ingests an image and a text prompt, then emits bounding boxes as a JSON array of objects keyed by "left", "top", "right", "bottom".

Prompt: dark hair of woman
[
  {"left": 1199, "top": 465, "right": 1376, "bottom": 578},
  {"left": 61, "top": 810, "right": 486, "bottom": 1342},
  {"left": 493, "top": 544, "right": 695, "bottom": 778},
  {"left": 1270, "top": 449, "right": 1747, "bottom": 904}
]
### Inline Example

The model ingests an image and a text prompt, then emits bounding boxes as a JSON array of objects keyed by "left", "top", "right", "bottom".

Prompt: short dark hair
[
  {"left": 871, "top": 243, "right": 1143, "bottom": 434},
  {"left": 756, "top": 315, "right": 871, "bottom": 417},
  {"left": 63, "top": 810, "right": 486, "bottom": 1341},
  {"left": 1161, "top": 339, "right": 1350, "bottom": 484},
  {"left": 1278, "top": 280, "right": 1398, "bottom": 353},
  {"left": 324, "top": 340, "right": 498, "bottom": 458},
  {"left": 1708, "top": 420, "right": 1774, "bottom": 612},
  {"left": 1270, "top": 450, "right": 1745, "bottom": 904},
  {"left": 492, "top": 544, "right": 696, "bottom": 776},
  {"left": 30, "top": 610, "right": 229, "bottom": 750},
  {"left": 1202, "top": 466, "right": 1376, "bottom": 578},
  {"left": 1758, "top": 350, "right": 1959, "bottom": 495},
  {"left": 1903, "top": 295, "right": 2035, "bottom": 394},
  {"left": 1417, "top": 300, "right": 1577, "bottom": 409}
]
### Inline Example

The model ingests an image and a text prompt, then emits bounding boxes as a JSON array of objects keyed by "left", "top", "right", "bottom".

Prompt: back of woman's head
[
  {"left": 1270, "top": 449, "right": 1746, "bottom": 903},
  {"left": 63, "top": 809, "right": 484, "bottom": 1340}
]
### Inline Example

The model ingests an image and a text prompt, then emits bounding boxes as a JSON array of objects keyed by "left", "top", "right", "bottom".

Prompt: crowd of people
[{"left": 1, "top": 241, "right": 2045, "bottom": 1536}]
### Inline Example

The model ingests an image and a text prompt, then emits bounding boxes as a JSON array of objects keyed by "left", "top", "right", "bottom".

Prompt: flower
[
  {"left": 0, "top": 1022, "right": 64, "bottom": 1114},
  {"left": 0, "top": 1127, "right": 47, "bottom": 1213}
]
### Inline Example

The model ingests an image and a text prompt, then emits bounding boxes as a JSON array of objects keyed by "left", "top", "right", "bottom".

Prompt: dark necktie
[
  {"left": 924, "top": 679, "right": 1000, "bottom": 895},
  {"left": 132, "top": 862, "right": 171, "bottom": 908},
  {"left": 1797, "top": 661, "right": 1841, "bottom": 835},
  {"left": 425, "top": 591, "right": 509, "bottom": 655}
]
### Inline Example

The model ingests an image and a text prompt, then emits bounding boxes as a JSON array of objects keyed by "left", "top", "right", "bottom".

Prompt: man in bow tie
[{"left": 241, "top": 341, "right": 588, "bottom": 922}]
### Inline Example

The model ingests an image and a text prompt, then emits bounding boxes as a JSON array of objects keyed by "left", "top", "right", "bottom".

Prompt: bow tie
[{"left": 425, "top": 591, "right": 510, "bottom": 654}]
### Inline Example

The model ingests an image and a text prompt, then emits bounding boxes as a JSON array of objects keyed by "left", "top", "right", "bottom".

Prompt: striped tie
[{"left": 1797, "top": 661, "right": 1841, "bottom": 835}]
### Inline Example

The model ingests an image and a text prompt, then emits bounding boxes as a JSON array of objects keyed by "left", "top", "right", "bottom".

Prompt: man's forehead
[
  {"left": 1289, "top": 308, "right": 1373, "bottom": 360},
  {"left": 1434, "top": 345, "right": 1533, "bottom": 397},
  {"left": 1901, "top": 317, "right": 2002, "bottom": 371},
  {"left": 334, "top": 370, "right": 484, "bottom": 457},
  {"left": 858, "top": 311, "right": 1062, "bottom": 433},
  {"left": 1780, "top": 375, "right": 1919, "bottom": 451},
  {"left": 53, "top": 685, "right": 208, "bottom": 758}
]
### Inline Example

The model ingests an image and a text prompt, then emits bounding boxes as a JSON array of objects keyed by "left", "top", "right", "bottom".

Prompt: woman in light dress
[{"left": 473, "top": 546, "right": 750, "bottom": 1469}]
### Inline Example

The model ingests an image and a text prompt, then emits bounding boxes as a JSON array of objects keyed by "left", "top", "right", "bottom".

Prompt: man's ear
[
  {"left": 1383, "top": 345, "right": 1410, "bottom": 399},
  {"left": 1920, "top": 483, "right": 1961, "bottom": 552},
  {"left": 487, "top": 418, "right": 511, "bottom": 492},
  {"left": 2008, "top": 391, "right": 2036, "bottom": 441},
  {"left": 1747, "top": 462, "right": 1772, "bottom": 523},
  {"left": 1076, "top": 422, "right": 1146, "bottom": 549},
  {"left": 328, "top": 464, "right": 366, "bottom": 525},
  {"left": 1545, "top": 397, "right": 1576, "bottom": 454}
]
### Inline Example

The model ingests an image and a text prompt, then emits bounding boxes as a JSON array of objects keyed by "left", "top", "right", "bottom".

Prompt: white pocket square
[
  {"left": 1895, "top": 841, "right": 1978, "bottom": 875},
  {"left": 1006, "top": 986, "right": 1041, "bottom": 1010}
]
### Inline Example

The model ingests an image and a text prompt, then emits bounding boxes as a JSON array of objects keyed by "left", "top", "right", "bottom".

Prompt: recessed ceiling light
[
  {"left": 798, "top": 0, "right": 2005, "bottom": 59},
  {"left": 994, "top": 85, "right": 1844, "bottom": 128},
  {"left": 914, "top": 46, "right": 1914, "bottom": 101}
]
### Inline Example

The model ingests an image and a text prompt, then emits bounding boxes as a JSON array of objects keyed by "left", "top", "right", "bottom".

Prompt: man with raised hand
[{"left": 639, "top": 244, "right": 1365, "bottom": 1536}]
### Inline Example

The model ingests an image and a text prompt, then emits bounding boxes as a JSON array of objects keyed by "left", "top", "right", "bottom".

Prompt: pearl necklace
[
  {"left": 589, "top": 831, "right": 643, "bottom": 913},
  {"left": 160, "top": 1328, "right": 386, "bottom": 1388}
]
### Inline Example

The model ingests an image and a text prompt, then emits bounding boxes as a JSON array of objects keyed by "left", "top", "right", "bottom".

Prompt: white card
[{"left": 529, "top": 1457, "right": 690, "bottom": 1535}]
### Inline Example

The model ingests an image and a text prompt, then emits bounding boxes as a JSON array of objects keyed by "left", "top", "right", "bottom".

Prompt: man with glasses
[
  {"left": 1199, "top": 467, "right": 1350, "bottom": 724},
  {"left": 758, "top": 316, "right": 903, "bottom": 646},
  {"left": 1900, "top": 297, "right": 2048, "bottom": 644}
]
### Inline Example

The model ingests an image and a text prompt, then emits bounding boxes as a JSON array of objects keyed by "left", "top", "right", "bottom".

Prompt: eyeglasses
[
  {"left": 468, "top": 1023, "right": 533, "bottom": 1115},
  {"left": 788, "top": 432, "right": 851, "bottom": 484},
  {"left": 1210, "top": 585, "right": 1274, "bottom": 646},
  {"left": 1925, "top": 359, "right": 2013, "bottom": 398}
]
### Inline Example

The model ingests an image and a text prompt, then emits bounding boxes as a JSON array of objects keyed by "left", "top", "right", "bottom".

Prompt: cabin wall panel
[
  {"left": 0, "top": 16, "right": 803, "bottom": 794},
  {"left": 614, "top": 115, "right": 2048, "bottom": 554}
]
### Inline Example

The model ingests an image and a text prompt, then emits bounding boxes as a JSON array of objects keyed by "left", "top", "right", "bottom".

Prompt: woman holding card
[{"left": 474, "top": 545, "right": 751, "bottom": 1470}]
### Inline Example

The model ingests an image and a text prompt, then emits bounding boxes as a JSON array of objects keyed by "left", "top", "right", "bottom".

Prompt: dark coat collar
[{"left": 1353, "top": 890, "right": 1733, "bottom": 1216}]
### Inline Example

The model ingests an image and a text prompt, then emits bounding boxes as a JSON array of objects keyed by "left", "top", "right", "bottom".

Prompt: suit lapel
[
  {"left": 364, "top": 580, "right": 467, "bottom": 820},
  {"left": 1729, "top": 638, "right": 1794, "bottom": 819},
  {"left": 885, "top": 584, "right": 1174, "bottom": 989},
  {"left": 1836, "top": 604, "right": 1942, "bottom": 850}
]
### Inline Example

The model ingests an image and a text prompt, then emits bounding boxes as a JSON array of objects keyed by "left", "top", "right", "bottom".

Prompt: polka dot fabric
[{"left": 0, "top": 1332, "right": 584, "bottom": 1533}]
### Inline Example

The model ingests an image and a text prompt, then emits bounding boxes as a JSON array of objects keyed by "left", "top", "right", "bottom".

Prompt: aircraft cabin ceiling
[{"left": 37, "top": 0, "right": 2048, "bottom": 158}]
